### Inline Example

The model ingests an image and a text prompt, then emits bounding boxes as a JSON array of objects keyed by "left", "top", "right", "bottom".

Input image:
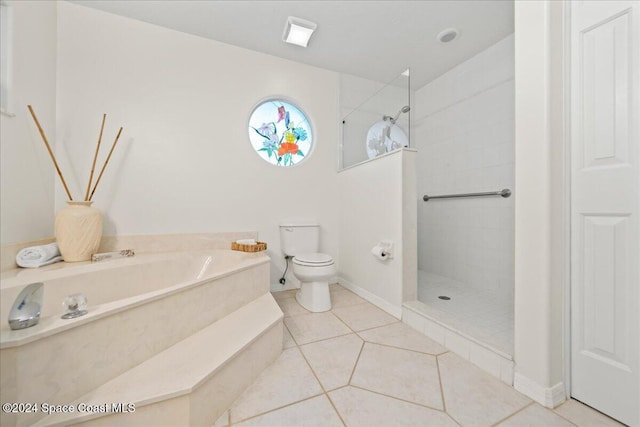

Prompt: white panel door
[{"left": 571, "top": 1, "right": 639, "bottom": 425}]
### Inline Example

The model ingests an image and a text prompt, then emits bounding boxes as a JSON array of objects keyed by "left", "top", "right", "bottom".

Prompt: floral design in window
[{"left": 248, "top": 100, "right": 312, "bottom": 166}]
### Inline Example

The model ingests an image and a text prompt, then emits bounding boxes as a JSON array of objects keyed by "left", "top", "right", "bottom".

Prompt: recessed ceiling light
[
  {"left": 282, "top": 16, "right": 317, "bottom": 47},
  {"left": 437, "top": 28, "right": 459, "bottom": 43}
]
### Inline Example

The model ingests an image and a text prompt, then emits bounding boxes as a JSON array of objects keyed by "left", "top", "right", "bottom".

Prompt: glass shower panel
[{"left": 340, "top": 70, "right": 410, "bottom": 170}]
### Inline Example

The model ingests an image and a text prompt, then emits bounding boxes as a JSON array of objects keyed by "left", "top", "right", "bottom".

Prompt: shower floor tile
[{"left": 417, "top": 270, "right": 514, "bottom": 355}]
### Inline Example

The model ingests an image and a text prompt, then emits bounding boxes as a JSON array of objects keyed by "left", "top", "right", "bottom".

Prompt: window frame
[{"left": 247, "top": 97, "right": 315, "bottom": 168}]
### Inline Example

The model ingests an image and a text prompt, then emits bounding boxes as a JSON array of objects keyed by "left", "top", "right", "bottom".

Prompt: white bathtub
[
  {"left": 0, "top": 250, "right": 268, "bottom": 346},
  {"left": 0, "top": 249, "right": 272, "bottom": 426}
]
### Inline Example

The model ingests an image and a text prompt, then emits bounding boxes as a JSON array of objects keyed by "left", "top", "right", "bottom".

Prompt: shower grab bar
[{"left": 423, "top": 188, "right": 511, "bottom": 202}]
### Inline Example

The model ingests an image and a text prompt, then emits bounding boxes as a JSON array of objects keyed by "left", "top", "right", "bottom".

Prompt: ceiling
[{"left": 72, "top": 0, "right": 514, "bottom": 89}]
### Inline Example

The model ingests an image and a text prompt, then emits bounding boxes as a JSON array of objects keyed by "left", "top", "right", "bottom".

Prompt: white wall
[
  {"left": 414, "top": 35, "right": 515, "bottom": 296},
  {"left": 338, "top": 149, "right": 417, "bottom": 317},
  {"left": 513, "top": 0, "right": 565, "bottom": 406},
  {"left": 55, "top": 2, "right": 340, "bottom": 288},
  {"left": 0, "top": 1, "right": 57, "bottom": 245}
]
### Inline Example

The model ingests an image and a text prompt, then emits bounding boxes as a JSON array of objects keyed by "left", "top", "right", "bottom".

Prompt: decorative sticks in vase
[
  {"left": 27, "top": 105, "right": 125, "bottom": 261},
  {"left": 84, "top": 113, "right": 106, "bottom": 201},
  {"left": 27, "top": 105, "right": 125, "bottom": 201},
  {"left": 27, "top": 105, "right": 74, "bottom": 201},
  {"left": 88, "top": 126, "right": 123, "bottom": 201}
]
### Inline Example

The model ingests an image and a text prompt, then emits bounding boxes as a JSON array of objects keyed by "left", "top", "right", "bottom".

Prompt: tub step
[{"left": 34, "top": 293, "right": 283, "bottom": 427}]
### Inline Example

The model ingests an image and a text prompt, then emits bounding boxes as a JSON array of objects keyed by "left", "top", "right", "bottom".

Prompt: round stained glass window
[{"left": 248, "top": 99, "right": 313, "bottom": 167}]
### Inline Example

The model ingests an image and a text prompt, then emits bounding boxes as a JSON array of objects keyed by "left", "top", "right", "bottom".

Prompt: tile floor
[
  {"left": 417, "top": 271, "right": 514, "bottom": 355},
  {"left": 215, "top": 285, "right": 623, "bottom": 427}
]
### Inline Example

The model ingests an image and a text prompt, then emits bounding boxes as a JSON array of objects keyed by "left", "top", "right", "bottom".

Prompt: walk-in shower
[
  {"left": 339, "top": 37, "right": 515, "bottom": 359},
  {"left": 413, "top": 34, "right": 515, "bottom": 356}
]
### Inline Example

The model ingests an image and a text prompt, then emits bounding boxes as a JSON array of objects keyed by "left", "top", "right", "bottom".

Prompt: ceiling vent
[
  {"left": 437, "top": 28, "right": 459, "bottom": 43},
  {"left": 282, "top": 16, "right": 317, "bottom": 47}
]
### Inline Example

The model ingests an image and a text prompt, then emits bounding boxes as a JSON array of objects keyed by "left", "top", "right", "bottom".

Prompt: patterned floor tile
[
  {"left": 329, "top": 386, "right": 457, "bottom": 427},
  {"left": 351, "top": 343, "right": 443, "bottom": 409}
]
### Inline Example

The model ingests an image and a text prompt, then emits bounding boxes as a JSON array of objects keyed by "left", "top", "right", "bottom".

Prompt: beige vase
[{"left": 55, "top": 201, "right": 103, "bottom": 262}]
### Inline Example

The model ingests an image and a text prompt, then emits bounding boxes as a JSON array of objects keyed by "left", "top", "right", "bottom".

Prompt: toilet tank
[{"left": 279, "top": 222, "right": 320, "bottom": 256}]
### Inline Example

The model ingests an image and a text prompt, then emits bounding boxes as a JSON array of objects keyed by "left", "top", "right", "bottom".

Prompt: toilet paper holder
[{"left": 371, "top": 241, "right": 393, "bottom": 261}]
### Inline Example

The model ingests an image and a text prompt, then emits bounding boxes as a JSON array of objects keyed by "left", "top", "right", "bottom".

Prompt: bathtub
[{"left": 0, "top": 249, "right": 273, "bottom": 426}]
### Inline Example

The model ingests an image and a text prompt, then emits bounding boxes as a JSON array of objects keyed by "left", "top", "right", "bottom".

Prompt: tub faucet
[{"left": 8, "top": 282, "right": 44, "bottom": 330}]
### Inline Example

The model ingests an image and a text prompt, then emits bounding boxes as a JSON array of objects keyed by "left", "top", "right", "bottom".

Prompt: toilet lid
[{"left": 293, "top": 253, "right": 334, "bottom": 266}]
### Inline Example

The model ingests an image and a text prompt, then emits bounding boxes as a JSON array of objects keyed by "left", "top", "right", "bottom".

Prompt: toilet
[{"left": 279, "top": 222, "right": 335, "bottom": 312}]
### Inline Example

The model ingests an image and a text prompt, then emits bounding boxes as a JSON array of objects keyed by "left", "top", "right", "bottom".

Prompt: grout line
[
  {"left": 294, "top": 331, "right": 354, "bottom": 347},
  {"left": 435, "top": 354, "right": 448, "bottom": 414},
  {"left": 283, "top": 322, "right": 301, "bottom": 347},
  {"left": 282, "top": 310, "right": 313, "bottom": 319},
  {"left": 294, "top": 321, "right": 349, "bottom": 427},
  {"left": 489, "top": 401, "right": 535, "bottom": 427},
  {"left": 298, "top": 332, "right": 362, "bottom": 350},
  {"left": 352, "top": 322, "right": 389, "bottom": 336},
  {"left": 329, "top": 309, "right": 360, "bottom": 334},
  {"left": 325, "top": 384, "right": 350, "bottom": 394},
  {"left": 349, "top": 319, "right": 401, "bottom": 334},
  {"left": 290, "top": 318, "right": 348, "bottom": 427},
  {"left": 331, "top": 300, "right": 370, "bottom": 311},
  {"left": 446, "top": 412, "right": 463, "bottom": 427},
  {"left": 229, "top": 392, "right": 325, "bottom": 425},
  {"left": 347, "top": 340, "right": 366, "bottom": 385},
  {"left": 325, "top": 391, "right": 348, "bottom": 427},
  {"left": 552, "top": 413, "right": 580, "bottom": 427},
  {"left": 549, "top": 401, "right": 585, "bottom": 427},
  {"left": 282, "top": 310, "right": 364, "bottom": 346},
  {"left": 297, "top": 341, "right": 328, "bottom": 394},
  {"left": 348, "top": 384, "right": 446, "bottom": 413},
  {"left": 357, "top": 339, "right": 448, "bottom": 357}
]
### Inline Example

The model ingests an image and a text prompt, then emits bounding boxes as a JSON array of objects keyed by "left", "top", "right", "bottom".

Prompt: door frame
[{"left": 562, "top": 0, "right": 572, "bottom": 399}]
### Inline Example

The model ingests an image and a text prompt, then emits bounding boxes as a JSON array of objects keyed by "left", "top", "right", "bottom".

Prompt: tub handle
[{"left": 61, "top": 293, "right": 88, "bottom": 319}]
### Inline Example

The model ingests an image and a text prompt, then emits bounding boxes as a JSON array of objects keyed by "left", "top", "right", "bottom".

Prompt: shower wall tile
[{"left": 415, "top": 33, "right": 514, "bottom": 296}]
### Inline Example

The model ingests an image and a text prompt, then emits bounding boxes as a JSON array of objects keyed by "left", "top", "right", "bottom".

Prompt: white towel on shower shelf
[{"left": 16, "top": 242, "right": 63, "bottom": 268}]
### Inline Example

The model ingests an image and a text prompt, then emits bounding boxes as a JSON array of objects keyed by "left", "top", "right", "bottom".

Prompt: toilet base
[{"left": 296, "top": 281, "right": 332, "bottom": 313}]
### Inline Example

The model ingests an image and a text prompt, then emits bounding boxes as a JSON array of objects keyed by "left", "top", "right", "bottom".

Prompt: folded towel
[
  {"left": 16, "top": 242, "right": 63, "bottom": 268},
  {"left": 236, "top": 239, "right": 257, "bottom": 246}
]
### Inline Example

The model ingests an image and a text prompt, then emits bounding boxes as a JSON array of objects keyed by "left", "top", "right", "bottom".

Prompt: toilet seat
[{"left": 293, "top": 253, "right": 334, "bottom": 267}]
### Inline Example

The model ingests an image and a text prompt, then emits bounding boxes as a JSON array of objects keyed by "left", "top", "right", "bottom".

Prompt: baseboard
[
  {"left": 337, "top": 276, "right": 402, "bottom": 319},
  {"left": 513, "top": 372, "right": 566, "bottom": 408},
  {"left": 270, "top": 282, "right": 299, "bottom": 292},
  {"left": 271, "top": 276, "right": 339, "bottom": 293}
]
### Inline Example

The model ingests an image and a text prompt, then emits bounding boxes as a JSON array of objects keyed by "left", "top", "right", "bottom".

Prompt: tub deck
[{"left": 1, "top": 250, "right": 268, "bottom": 348}]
